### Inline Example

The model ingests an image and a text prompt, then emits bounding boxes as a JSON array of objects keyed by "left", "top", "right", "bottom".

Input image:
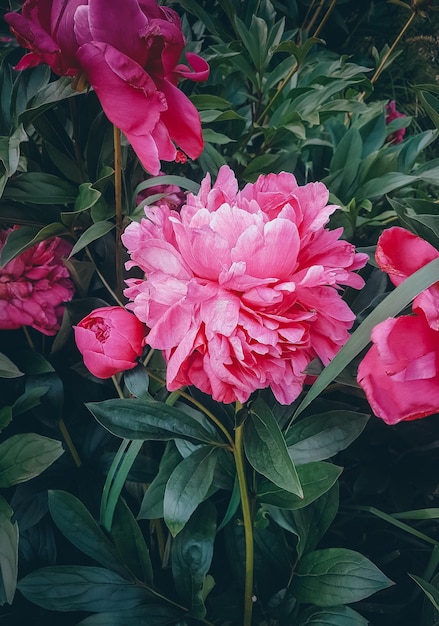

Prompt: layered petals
[
  {"left": 357, "top": 315, "right": 439, "bottom": 424},
  {"left": 123, "top": 166, "right": 367, "bottom": 404}
]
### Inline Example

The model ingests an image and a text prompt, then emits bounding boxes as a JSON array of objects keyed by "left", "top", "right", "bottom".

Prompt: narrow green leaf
[
  {"left": 286, "top": 411, "right": 369, "bottom": 464},
  {"left": 164, "top": 446, "right": 218, "bottom": 537},
  {"left": 0, "top": 495, "right": 18, "bottom": 605},
  {"left": 0, "top": 434, "right": 64, "bottom": 488},
  {"left": 409, "top": 574, "right": 439, "bottom": 611},
  {"left": 12, "top": 386, "right": 48, "bottom": 417},
  {"left": 69, "top": 221, "right": 115, "bottom": 257},
  {"left": 0, "top": 224, "right": 69, "bottom": 267},
  {"left": 246, "top": 399, "right": 302, "bottom": 497},
  {"left": 290, "top": 257, "right": 439, "bottom": 422},
  {"left": 256, "top": 462, "right": 341, "bottom": 510},
  {"left": 17, "top": 566, "right": 151, "bottom": 612},
  {"left": 297, "top": 604, "right": 369, "bottom": 625},
  {"left": 292, "top": 548, "right": 394, "bottom": 606},
  {"left": 138, "top": 442, "right": 182, "bottom": 520},
  {"left": 87, "top": 398, "right": 223, "bottom": 445},
  {"left": 172, "top": 501, "right": 216, "bottom": 618},
  {"left": 48, "top": 490, "right": 133, "bottom": 580},
  {"left": 0, "top": 407, "right": 12, "bottom": 434},
  {"left": 111, "top": 498, "right": 153, "bottom": 585}
]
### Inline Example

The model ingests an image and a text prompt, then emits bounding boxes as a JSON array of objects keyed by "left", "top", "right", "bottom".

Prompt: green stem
[
  {"left": 85, "top": 246, "right": 125, "bottom": 307},
  {"left": 313, "top": 0, "right": 337, "bottom": 38},
  {"left": 370, "top": 10, "right": 416, "bottom": 85},
  {"left": 233, "top": 412, "right": 254, "bottom": 626}
]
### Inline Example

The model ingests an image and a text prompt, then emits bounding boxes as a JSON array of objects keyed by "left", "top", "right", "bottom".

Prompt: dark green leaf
[
  {"left": 138, "top": 443, "right": 182, "bottom": 520},
  {"left": 12, "top": 386, "right": 48, "bottom": 417},
  {"left": 292, "top": 548, "right": 393, "bottom": 606},
  {"left": 87, "top": 398, "right": 223, "bottom": 445},
  {"left": 172, "top": 501, "right": 216, "bottom": 618},
  {"left": 286, "top": 411, "right": 369, "bottom": 464},
  {"left": 0, "top": 224, "right": 69, "bottom": 267},
  {"left": 0, "top": 407, "right": 12, "bottom": 434},
  {"left": 76, "top": 604, "right": 183, "bottom": 625},
  {"left": 74, "top": 183, "right": 102, "bottom": 211},
  {"left": 0, "top": 434, "right": 63, "bottom": 488},
  {"left": 355, "top": 172, "right": 417, "bottom": 201},
  {"left": 3, "top": 172, "right": 77, "bottom": 204},
  {"left": 123, "top": 364, "right": 150, "bottom": 400},
  {"left": 410, "top": 574, "right": 439, "bottom": 611},
  {"left": 297, "top": 604, "right": 369, "bottom": 625},
  {"left": 164, "top": 446, "right": 218, "bottom": 536},
  {"left": 48, "top": 490, "right": 133, "bottom": 580},
  {"left": 256, "top": 462, "right": 341, "bottom": 510},
  {"left": 17, "top": 566, "right": 151, "bottom": 612},
  {"left": 0, "top": 353, "right": 23, "bottom": 379},
  {"left": 69, "top": 221, "right": 115, "bottom": 257},
  {"left": 245, "top": 399, "right": 302, "bottom": 497},
  {"left": 0, "top": 495, "right": 18, "bottom": 605},
  {"left": 111, "top": 498, "right": 153, "bottom": 585}
]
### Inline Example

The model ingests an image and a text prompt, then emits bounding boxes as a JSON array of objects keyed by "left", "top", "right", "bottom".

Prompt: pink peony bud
[{"left": 74, "top": 306, "right": 146, "bottom": 378}]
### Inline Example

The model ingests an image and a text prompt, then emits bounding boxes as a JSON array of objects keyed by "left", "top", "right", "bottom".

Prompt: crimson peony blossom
[
  {"left": 385, "top": 100, "right": 407, "bottom": 144},
  {"left": 357, "top": 315, "right": 439, "bottom": 425},
  {"left": 0, "top": 229, "right": 74, "bottom": 335},
  {"left": 5, "top": 0, "right": 209, "bottom": 175},
  {"left": 357, "top": 226, "right": 439, "bottom": 424},
  {"left": 74, "top": 306, "right": 146, "bottom": 378},
  {"left": 122, "top": 166, "right": 368, "bottom": 405}
]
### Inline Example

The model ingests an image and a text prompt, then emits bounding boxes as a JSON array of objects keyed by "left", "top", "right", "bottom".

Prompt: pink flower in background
[
  {"left": 137, "top": 174, "right": 185, "bottom": 211},
  {"left": 123, "top": 166, "right": 368, "bottom": 405},
  {"left": 385, "top": 100, "right": 407, "bottom": 144},
  {"left": 74, "top": 306, "right": 146, "bottom": 378},
  {"left": 357, "top": 226, "right": 439, "bottom": 424},
  {"left": 0, "top": 229, "right": 74, "bottom": 335},
  {"left": 357, "top": 315, "right": 439, "bottom": 424},
  {"left": 5, "top": 0, "right": 209, "bottom": 175}
]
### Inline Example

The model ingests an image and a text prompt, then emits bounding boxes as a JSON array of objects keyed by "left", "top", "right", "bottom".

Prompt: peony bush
[{"left": 0, "top": 1, "right": 438, "bottom": 625}]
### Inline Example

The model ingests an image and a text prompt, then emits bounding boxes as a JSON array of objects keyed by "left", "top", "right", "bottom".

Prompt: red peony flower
[
  {"left": 122, "top": 166, "right": 368, "bottom": 405},
  {"left": 0, "top": 228, "right": 74, "bottom": 335},
  {"left": 357, "top": 315, "right": 439, "bottom": 425},
  {"left": 74, "top": 306, "right": 146, "bottom": 378},
  {"left": 385, "top": 100, "right": 407, "bottom": 144},
  {"left": 357, "top": 226, "right": 439, "bottom": 424},
  {"left": 5, "top": 0, "right": 209, "bottom": 175}
]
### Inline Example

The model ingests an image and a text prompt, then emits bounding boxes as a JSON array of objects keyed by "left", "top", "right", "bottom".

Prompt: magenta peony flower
[
  {"left": 357, "top": 315, "right": 439, "bottom": 425},
  {"left": 0, "top": 228, "right": 74, "bottom": 335},
  {"left": 385, "top": 100, "right": 407, "bottom": 144},
  {"left": 74, "top": 306, "right": 146, "bottom": 378},
  {"left": 122, "top": 166, "right": 368, "bottom": 405},
  {"left": 5, "top": 0, "right": 209, "bottom": 175}
]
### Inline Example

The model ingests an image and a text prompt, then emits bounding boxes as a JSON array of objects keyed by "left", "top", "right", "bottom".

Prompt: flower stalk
[{"left": 233, "top": 407, "right": 254, "bottom": 626}]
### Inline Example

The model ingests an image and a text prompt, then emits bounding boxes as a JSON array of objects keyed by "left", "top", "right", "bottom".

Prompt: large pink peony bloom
[
  {"left": 5, "top": 0, "right": 209, "bottom": 175},
  {"left": 357, "top": 315, "right": 439, "bottom": 425},
  {"left": 0, "top": 229, "right": 74, "bottom": 335},
  {"left": 122, "top": 166, "right": 368, "bottom": 405}
]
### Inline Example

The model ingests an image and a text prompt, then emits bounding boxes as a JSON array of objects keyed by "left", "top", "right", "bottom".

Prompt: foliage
[{"left": 0, "top": 1, "right": 438, "bottom": 625}]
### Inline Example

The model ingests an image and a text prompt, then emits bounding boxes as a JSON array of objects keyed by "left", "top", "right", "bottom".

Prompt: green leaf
[
  {"left": 0, "top": 407, "right": 12, "bottom": 434},
  {"left": 256, "top": 462, "right": 341, "bottom": 510},
  {"left": 48, "top": 491, "right": 133, "bottom": 580},
  {"left": 329, "top": 128, "right": 362, "bottom": 199},
  {"left": 0, "top": 434, "right": 64, "bottom": 488},
  {"left": 74, "top": 182, "right": 102, "bottom": 211},
  {"left": 291, "top": 548, "right": 393, "bottom": 606},
  {"left": 69, "top": 221, "right": 115, "bottom": 257},
  {"left": 87, "top": 398, "right": 223, "bottom": 445},
  {"left": 297, "top": 604, "right": 369, "bottom": 625},
  {"left": 0, "top": 224, "right": 69, "bottom": 267},
  {"left": 355, "top": 172, "right": 417, "bottom": 201},
  {"left": 172, "top": 501, "right": 216, "bottom": 618},
  {"left": 164, "top": 446, "right": 218, "bottom": 537},
  {"left": 76, "top": 605, "right": 183, "bottom": 625},
  {"left": 290, "top": 257, "right": 439, "bottom": 422},
  {"left": 3, "top": 172, "right": 77, "bottom": 204},
  {"left": 111, "top": 498, "right": 153, "bottom": 585},
  {"left": 123, "top": 364, "right": 150, "bottom": 400},
  {"left": 0, "top": 353, "right": 23, "bottom": 379},
  {"left": 0, "top": 124, "right": 28, "bottom": 196},
  {"left": 138, "top": 442, "right": 182, "bottom": 520},
  {"left": 418, "top": 89, "right": 439, "bottom": 129},
  {"left": 286, "top": 411, "right": 369, "bottom": 464},
  {"left": 17, "top": 566, "right": 151, "bottom": 612},
  {"left": 0, "top": 495, "right": 18, "bottom": 606},
  {"left": 245, "top": 399, "right": 302, "bottom": 497},
  {"left": 409, "top": 574, "right": 439, "bottom": 611}
]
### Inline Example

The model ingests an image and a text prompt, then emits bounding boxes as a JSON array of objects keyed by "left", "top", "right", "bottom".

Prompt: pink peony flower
[
  {"left": 375, "top": 226, "right": 439, "bottom": 330},
  {"left": 137, "top": 174, "right": 185, "bottom": 211},
  {"left": 0, "top": 228, "right": 74, "bottom": 335},
  {"left": 357, "top": 314, "right": 439, "bottom": 425},
  {"left": 5, "top": 0, "right": 209, "bottom": 175},
  {"left": 122, "top": 166, "right": 368, "bottom": 405},
  {"left": 385, "top": 100, "right": 407, "bottom": 144},
  {"left": 74, "top": 306, "right": 146, "bottom": 378}
]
